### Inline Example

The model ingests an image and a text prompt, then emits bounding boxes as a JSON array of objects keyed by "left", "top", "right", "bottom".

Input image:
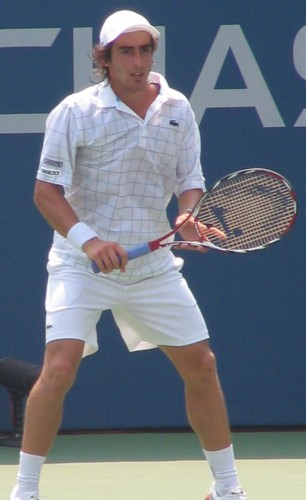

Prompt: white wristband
[{"left": 66, "top": 222, "right": 98, "bottom": 251}]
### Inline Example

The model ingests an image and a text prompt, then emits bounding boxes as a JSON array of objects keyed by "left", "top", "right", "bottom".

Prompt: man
[{"left": 10, "top": 10, "right": 247, "bottom": 500}]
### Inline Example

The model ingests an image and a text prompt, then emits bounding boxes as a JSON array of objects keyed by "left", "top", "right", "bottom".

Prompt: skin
[{"left": 22, "top": 31, "right": 232, "bottom": 466}]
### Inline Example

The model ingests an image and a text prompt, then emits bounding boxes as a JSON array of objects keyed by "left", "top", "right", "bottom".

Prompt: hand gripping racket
[{"left": 91, "top": 168, "right": 297, "bottom": 272}]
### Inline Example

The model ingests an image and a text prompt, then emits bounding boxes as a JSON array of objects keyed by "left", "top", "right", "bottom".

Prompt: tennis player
[{"left": 10, "top": 10, "right": 247, "bottom": 500}]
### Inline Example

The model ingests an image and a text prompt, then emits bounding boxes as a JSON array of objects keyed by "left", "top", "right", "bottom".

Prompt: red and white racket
[{"left": 92, "top": 168, "right": 297, "bottom": 272}]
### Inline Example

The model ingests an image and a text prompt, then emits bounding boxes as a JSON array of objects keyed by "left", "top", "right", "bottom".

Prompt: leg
[
  {"left": 22, "top": 339, "right": 84, "bottom": 456},
  {"left": 10, "top": 339, "right": 84, "bottom": 499},
  {"left": 160, "top": 340, "right": 230, "bottom": 451},
  {"left": 160, "top": 341, "right": 247, "bottom": 498}
]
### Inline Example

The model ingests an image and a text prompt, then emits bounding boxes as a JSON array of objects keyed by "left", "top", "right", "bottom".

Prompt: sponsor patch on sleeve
[
  {"left": 40, "top": 167, "right": 61, "bottom": 176},
  {"left": 44, "top": 157, "right": 63, "bottom": 168}
]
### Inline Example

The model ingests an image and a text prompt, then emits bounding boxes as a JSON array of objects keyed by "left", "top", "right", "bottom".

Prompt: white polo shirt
[{"left": 37, "top": 72, "right": 206, "bottom": 283}]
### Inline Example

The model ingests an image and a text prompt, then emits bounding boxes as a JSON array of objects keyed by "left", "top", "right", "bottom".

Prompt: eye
[
  {"left": 141, "top": 45, "right": 152, "bottom": 54},
  {"left": 120, "top": 47, "right": 133, "bottom": 55}
]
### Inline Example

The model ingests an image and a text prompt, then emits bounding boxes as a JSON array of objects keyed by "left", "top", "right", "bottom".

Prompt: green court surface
[{"left": 0, "top": 431, "right": 305, "bottom": 499}]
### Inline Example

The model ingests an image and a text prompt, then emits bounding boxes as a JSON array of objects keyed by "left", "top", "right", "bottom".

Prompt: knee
[
  {"left": 195, "top": 349, "right": 217, "bottom": 374},
  {"left": 40, "top": 357, "right": 79, "bottom": 395},
  {"left": 183, "top": 348, "right": 218, "bottom": 385}
]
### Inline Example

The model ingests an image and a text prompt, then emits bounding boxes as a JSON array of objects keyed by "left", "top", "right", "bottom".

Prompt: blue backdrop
[{"left": 1, "top": 0, "right": 305, "bottom": 431}]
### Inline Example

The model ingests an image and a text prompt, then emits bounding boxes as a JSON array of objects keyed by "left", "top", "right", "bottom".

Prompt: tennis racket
[{"left": 91, "top": 168, "right": 297, "bottom": 272}]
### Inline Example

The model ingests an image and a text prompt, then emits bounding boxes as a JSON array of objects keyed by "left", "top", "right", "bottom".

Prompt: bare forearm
[
  {"left": 34, "top": 179, "right": 127, "bottom": 274},
  {"left": 34, "top": 180, "right": 78, "bottom": 237},
  {"left": 178, "top": 189, "right": 204, "bottom": 214}
]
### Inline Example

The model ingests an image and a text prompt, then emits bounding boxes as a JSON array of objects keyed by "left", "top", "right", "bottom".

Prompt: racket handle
[
  {"left": 91, "top": 261, "right": 100, "bottom": 273},
  {"left": 126, "top": 242, "right": 151, "bottom": 260},
  {"left": 91, "top": 242, "right": 151, "bottom": 273}
]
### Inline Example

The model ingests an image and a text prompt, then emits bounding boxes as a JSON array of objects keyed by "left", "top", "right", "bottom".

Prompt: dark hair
[
  {"left": 92, "top": 43, "right": 114, "bottom": 83},
  {"left": 91, "top": 35, "right": 157, "bottom": 83}
]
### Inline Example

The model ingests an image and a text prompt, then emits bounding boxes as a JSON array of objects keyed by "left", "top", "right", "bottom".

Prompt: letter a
[{"left": 190, "top": 25, "right": 285, "bottom": 128}]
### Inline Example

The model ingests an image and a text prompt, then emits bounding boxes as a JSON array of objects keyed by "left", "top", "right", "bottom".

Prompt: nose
[{"left": 133, "top": 48, "right": 143, "bottom": 67}]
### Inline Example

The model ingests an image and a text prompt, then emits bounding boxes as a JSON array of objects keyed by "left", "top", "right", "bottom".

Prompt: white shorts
[{"left": 45, "top": 262, "right": 209, "bottom": 357}]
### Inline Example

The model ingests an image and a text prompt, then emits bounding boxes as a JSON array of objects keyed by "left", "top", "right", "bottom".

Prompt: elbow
[
  {"left": 33, "top": 182, "right": 41, "bottom": 209},
  {"left": 33, "top": 184, "right": 39, "bottom": 208},
  {"left": 33, "top": 180, "right": 46, "bottom": 210}
]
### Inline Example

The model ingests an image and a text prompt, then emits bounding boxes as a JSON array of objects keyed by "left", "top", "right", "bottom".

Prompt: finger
[
  {"left": 174, "top": 213, "right": 194, "bottom": 228},
  {"left": 116, "top": 250, "right": 127, "bottom": 273},
  {"left": 92, "top": 260, "right": 109, "bottom": 274},
  {"left": 207, "top": 227, "right": 227, "bottom": 240},
  {"left": 93, "top": 253, "right": 116, "bottom": 274},
  {"left": 106, "top": 251, "right": 126, "bottom": 272},
  {"left": 196, "top": 221, "right": 226, "bottom": 240},
  {"left": 173, "top": 242, "right": 210, "bottom": 253}
]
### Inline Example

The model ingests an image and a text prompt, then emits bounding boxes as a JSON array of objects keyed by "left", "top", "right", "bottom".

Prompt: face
[{"left": 105, "top": 31, "right": 154, "bottom": 96}]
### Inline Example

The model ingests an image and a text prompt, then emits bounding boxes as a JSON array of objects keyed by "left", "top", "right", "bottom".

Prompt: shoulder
[
  {"left": 49, "top": 84, "right": 101, "bottom": 119},
  {"left": 150, "top": 72, "right": 190, "bottom": 104}
]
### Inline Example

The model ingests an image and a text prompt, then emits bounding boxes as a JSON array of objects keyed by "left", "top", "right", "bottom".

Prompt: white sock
[
  {"left": 11, "top": 451, "right": 46, "bottom": 499},
  {"left": 203, "top": 444, "right": 239, "bottom": 496}
]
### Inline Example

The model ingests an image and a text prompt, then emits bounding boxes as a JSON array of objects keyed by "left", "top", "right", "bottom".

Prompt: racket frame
[{"left": 91, "top": 167, "right": 297, "bottom": 272}]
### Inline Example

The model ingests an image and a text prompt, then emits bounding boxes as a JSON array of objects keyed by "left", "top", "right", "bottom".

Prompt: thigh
[
  {"left": 45, "top": 263, "right": 123, "bottom": 357},
  {"left": 42, "top": 339, "right": 85, "bottom": 376},
  {"left": 113, "top": 269, "right": 209, "bottom": 348},
  {"left": 45, "top": 307, "right": 102, "bottom": 357}
]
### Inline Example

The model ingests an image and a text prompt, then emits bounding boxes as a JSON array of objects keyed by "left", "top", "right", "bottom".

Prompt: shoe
[
  {"left": 10, "top": 495, "right": 39, "bottom": 500},
  {"left": 205, "top": 483, "right": 247, "bottom": 499},
  {"left": 9, "top": 486, "right": 39, "bottom": 500}
]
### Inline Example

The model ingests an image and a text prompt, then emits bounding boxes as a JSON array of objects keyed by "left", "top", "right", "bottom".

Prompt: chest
[{"left": 77, "top": 109, "right": 184, "bottom": 167}]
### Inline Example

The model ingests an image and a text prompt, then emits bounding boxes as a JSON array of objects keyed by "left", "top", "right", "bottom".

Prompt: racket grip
[
  {"left": 126, "top": 242, "right": 151, "bottom": 260},
  {"left": 91, "top": 242, "right": 151, "bottom": 273},
  {"left": 91, "top": 261, "right": 100, "bottom": 273}
]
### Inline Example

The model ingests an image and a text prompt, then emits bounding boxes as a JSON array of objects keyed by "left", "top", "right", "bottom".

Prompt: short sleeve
[{"left": 36, "top": 101, "right": 79, "bottom": 188}]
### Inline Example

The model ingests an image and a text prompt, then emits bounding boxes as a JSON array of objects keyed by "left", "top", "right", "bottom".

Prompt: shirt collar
[
  {"left": 96, "top": 81, "right": 118, "bottom": 108},
  {"left": 147, "top": 71, "right": 169, "bottom": 96}
]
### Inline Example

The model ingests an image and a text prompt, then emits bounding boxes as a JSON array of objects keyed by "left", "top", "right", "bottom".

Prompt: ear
[{"left": 101, "top": 52, "right": 111, "bottom": 68}]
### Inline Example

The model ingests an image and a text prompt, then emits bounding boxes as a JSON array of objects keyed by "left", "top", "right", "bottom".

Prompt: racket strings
[{"left": 197, "top": 172, "right": 296, "bottom": 250}]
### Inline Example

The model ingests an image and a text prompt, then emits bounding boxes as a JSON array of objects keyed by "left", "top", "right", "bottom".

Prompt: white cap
[{"left": 99, "top": 10, "right": 160, "bottom": 46}]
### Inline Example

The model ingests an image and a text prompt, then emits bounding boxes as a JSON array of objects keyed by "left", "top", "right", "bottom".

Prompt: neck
[{"left": 112, "top": 82, "right": 160, "bottom": 119}]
